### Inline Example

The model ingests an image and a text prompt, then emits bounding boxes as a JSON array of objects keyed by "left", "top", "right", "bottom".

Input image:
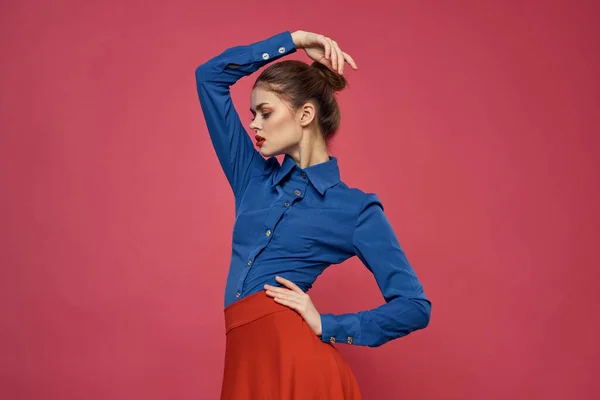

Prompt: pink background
[{"left": 1, "top": 0, "right": 599, "bottom": 399}]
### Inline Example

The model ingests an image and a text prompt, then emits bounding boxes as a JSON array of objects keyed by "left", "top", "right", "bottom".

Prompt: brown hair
[{"left": 252, "top": 60, "right": 348, "bottom": 146}]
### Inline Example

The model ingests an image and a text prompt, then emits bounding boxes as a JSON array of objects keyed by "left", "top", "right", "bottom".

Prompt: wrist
[
  {"left": 317, "top": 314, "right": 322, "bottom": 336},
  {"left": 291, "top": 30, "right": 303, "bottom": 49}
]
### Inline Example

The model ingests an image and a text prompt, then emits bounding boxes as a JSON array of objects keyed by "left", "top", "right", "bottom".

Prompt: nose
[{"left": 249, "top": 118, "right": 259, "bottom": 131}]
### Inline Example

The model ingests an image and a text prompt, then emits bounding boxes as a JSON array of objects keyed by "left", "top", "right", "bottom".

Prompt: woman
[{"left": 195, "top": 30, "right": 431, "bottom": 399}]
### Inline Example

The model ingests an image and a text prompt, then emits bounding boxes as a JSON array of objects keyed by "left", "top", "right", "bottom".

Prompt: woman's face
[{"left": 249, "top": 87, "right": 303, "bottom": 157}]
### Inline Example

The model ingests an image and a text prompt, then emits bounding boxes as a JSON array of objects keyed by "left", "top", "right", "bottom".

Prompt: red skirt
[{"left": 220, "top": 290, "right": 362, "bottom": 399}]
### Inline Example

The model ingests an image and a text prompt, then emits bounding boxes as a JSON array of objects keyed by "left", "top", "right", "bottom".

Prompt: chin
[
  {"left": 259, "top": 143, "right": 288, "bottom": 158},
  {"left": 259, "top": 147, "right": 273, "bottom": 157}
]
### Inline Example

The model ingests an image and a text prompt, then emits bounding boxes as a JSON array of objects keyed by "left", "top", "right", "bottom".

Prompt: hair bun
[{"left": 311, "top": 61, "right": 348, "bottom": 92}]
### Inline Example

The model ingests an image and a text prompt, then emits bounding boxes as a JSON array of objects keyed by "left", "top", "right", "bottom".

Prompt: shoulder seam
[{"left": 352, "top": 193, "right": 370, "bottom": 247}]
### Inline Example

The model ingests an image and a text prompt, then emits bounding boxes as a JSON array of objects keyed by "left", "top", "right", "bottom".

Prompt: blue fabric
[{"left": 194, "top": 31, "right": 431, "bottom": 347}]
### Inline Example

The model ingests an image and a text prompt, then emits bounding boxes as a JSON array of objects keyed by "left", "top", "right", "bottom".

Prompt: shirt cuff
[
  {"left": 250, "top": 31, "right": 297, "bottom": 64},
  {"left": 319, "top": 313, "right": 360, "bottom": 345}
]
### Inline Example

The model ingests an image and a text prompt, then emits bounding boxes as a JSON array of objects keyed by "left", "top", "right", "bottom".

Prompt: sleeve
[
  {"left": 194, "top": 31, "right": 297, "bottom": 198},
  {"left": 319, "top": 194, "right": 431, "bottom": 347}
]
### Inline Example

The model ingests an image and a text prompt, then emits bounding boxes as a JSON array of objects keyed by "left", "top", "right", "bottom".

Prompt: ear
[{"left": 298, "top": 102, "right": 316, "bottom": 127}]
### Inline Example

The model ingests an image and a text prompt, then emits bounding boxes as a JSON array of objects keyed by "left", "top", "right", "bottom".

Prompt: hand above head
[
  {"left": 264, "top": 276, "right": 323, "bottom": 337},
  {"left": 291, "top": 30, "right": 358, "bottom": 75}
]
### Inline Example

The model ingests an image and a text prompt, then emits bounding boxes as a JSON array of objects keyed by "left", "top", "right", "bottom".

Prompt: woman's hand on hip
[
  {"left": 264, "top": 276, "right": 323, "bottom": 337},
  {"left": 291, "top": 30, "right": 358, "bottom": 75}
]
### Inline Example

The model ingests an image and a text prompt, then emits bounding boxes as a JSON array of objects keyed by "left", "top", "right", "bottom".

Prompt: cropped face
[{"left": 249, "top": 87, "right": 303, "bottom": 157}]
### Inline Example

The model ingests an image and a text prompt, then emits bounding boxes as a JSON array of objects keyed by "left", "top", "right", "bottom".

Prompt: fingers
[
  {"left": 264, "top": 285, "right": 295, "bottom": 295},
  {"left": 326, "top": 37, "right": 337, "bottom": 72},
  {"left": 342, "top": 51, "right": 358, "bottom": 70},
  {"left": 264, "top": 279, "right": 314, "bottom": 321},
  {"left": 317, "top": 34, "right": 331, "bottom": 61},
  {"left": 275, "top": 275, "right": 304, "bottom": 293},
  {"left": 264, "top": 286, "right": 305, "bottom": 309},
  {"left": 264, "top": 276, "right": 305, "bottom": 302},
  {"left": 272, "top": 296, "right": 303, "bottom": 312},
  {"left": 324, "top": 36, "right": 357, "bottom": 74},
  {"left": 331, "top": 40, "right": 343, "bottom": 73},
  {"left": 264, "top": 287, "right": 302, "bottom": 300},
  {"left": 308, "top": 32, "right": 358, "bottom": 74},
  {"left": 265, "top": 288, "right": 306, "bottom": 313}
]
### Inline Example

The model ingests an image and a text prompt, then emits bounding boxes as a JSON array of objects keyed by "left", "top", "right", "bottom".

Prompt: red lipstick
[{"left": 255, "top": 134, "right": 265, "bottom": 147}]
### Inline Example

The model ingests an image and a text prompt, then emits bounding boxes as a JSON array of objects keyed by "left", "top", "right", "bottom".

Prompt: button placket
[{"left": 235, "top": 166, "right": 311, "bottom": 306}]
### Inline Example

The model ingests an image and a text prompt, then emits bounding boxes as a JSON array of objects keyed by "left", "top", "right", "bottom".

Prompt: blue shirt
[{"left": 194, "top": 31, "right": 431, "bottom": 347}]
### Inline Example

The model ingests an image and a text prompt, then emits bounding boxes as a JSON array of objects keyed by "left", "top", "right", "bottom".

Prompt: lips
[{"left": 255, "top": 134, "right": 265, "bottom": 146}]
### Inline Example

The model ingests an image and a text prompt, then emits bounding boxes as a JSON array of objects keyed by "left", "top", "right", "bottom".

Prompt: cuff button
[
  {"left": 278, "top": 47, "right": 285, "bottom": 53},
  {"left": 346, "top": 336, "right": 353, "bottom": 344},
  {"left": 329, "top": 337, "right": 336, "bottom": 344},
  {"left": 262, "top": 53, "right": 270, "bottom": 60}
]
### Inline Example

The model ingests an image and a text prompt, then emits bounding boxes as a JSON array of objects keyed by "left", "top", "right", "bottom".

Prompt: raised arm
[
  {"left": 194, "top": 31, "right": 297, "bottom": 198},
  {"left": 319, "top": 194, "right": 432, "bottom": 347}
]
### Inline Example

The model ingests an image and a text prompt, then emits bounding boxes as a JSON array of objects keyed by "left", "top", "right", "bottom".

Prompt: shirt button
[
  {"left": 301, "top": 172, "right": 307, "bottom": 179},
  {"left": 284, "top": 201, "right": 290, "bottom": 207},
  {"left": 346, "top": 336, "right": 353, "bottom": 344},
  {"left": 266, "top": 229, "right": 271, "bottom": 237},
  {"left": 247, "top": 260, "right": 252, "bottom": 266},
  {"left": 294, "top": 189, "right": 302, "bottom": 196},
  {"left": 278, "top": 46, "right": 285, "bottom": 53},
  {"left": 329, "top": 337, "right": 336, "bottom": 344},
  {"left": 236, "top": 292, "right": 241, "bottom": 298},
  {"left": 262, "top": 52, "right": 270, "bottom": 60}
]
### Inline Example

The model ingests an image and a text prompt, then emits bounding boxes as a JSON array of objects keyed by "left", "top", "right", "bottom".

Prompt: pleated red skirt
[{"left": 220, "top": 290, "right": 362, "bottom": 400}]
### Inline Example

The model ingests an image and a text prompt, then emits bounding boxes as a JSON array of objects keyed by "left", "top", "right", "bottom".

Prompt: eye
[{"left": 251, "top": 112, "right": 271, "bottom": 121}]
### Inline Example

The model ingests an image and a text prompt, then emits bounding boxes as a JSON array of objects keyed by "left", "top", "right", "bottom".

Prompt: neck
[{"left": 287, "top": 133, "right": 330, "bottom": 169}]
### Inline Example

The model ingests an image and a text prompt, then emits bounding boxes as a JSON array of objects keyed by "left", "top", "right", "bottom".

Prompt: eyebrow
[{"left": 250, "top": 103, "right": 270, "bottom": 114}]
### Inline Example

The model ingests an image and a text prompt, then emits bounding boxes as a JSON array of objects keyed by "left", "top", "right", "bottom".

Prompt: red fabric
[{"left": 220, "top": 291, "right": 362, "bottom": 399}]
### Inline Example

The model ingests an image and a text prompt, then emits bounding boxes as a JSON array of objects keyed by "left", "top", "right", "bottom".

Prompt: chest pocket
[{"left": 269, "top": 210, "right": 317, "bottom": 254}]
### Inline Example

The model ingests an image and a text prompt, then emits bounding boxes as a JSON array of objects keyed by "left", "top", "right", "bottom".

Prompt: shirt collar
[{"left": 271, "top": 154, "right": 340, "bottom": 195}]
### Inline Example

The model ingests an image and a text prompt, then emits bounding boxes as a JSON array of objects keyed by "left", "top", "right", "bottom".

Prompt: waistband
[{"left": 224, "top": 290, "right": 290, "bottom": 334}]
